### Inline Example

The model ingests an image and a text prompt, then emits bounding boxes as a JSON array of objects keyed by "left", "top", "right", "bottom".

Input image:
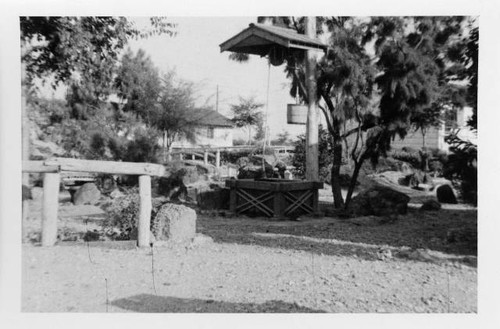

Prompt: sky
[{"left": 126, "top": 17, "right": 309, "bottom": 140}]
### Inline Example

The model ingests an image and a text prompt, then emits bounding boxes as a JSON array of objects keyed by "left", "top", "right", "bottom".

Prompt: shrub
[
  {"left": 443, "top": 133, "right": 477, "bottom": 205},
  {"left": 389, "top": 149, "right": 421, "bottom": 168},
  {"left": 123, "top": 130, "right": 160, "bottom": 163},
  {"left": 291, "top": 126, "right": 333, "bottom": 181},
  {"left": 103, "top": 189, "right": 165, "bottom": 240},
  {"left": 220, "top": 149, "right": 254, "bottom": 165}
]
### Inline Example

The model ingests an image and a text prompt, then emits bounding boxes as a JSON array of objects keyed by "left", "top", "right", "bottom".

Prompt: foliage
[
  {"left": 220, "top": 149, "right": 254, "bottom": 165},
  {"left": 389, "top": 149, "right": 422, "bottom": 168},
  {"left": 443, "top": 133, "right": 477, "bottom": 205},
  {"left": 271, "top": 131, "right": 292, "bottom": 145},
  {"left": 122, "top": 128, "right": 161, "bottom": 163},
  {"left": 232, "top": 138, "right": 248, "bottom": 146},
  {"left": 145, "top": 72, "right": 201, "bottom": 161},
  {"left": 114, "top": 48, "right": 162, "bottom": 123},
  {"left": 103, "top": 190, "right": 165, "bottom": 240},
  {"left": 230, "top": 96, "right": 264, "bottom": 144},
  {"left": 20, "top": 16, "right": 175, "bottom": 88},
  {"left": 292, "top": 126, "right": 333, "bottom": 182}
]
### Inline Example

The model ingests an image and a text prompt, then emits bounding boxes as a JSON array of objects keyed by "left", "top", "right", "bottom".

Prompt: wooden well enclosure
[{"left": 226, "top": 179, "right": 323, "bottom": 219}]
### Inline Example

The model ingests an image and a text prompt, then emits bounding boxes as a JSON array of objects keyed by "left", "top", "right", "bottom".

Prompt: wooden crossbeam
[
  {"left": 44, "top": 158, "right": 166, "bottom": 177},
  {"left": 284, "top": 190, "right": 313, "bottom": 215},
  {"left": 236, "top": 189, "right": 274, "bottom": 217}
]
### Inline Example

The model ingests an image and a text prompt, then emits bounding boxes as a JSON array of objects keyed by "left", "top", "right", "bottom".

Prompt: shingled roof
[
  {"left": 220, "top": 23, "right": 327, "bottom": 56},
  {"left": 187, "top": 109, "right": 233, "bottom": 128}
]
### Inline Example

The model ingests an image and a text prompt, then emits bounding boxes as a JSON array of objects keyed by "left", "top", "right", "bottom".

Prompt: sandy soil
[{"left": 22, "top": 188, "right": 477, "bottom": 313}]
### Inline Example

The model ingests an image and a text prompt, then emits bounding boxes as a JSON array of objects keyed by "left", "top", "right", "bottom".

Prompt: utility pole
[{"left": 305, "top": 17, "right": 319, "bottom": 181}]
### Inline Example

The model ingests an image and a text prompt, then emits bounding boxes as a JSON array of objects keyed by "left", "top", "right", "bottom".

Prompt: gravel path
[{"left": 22, "top": 239, "right": 476, "bottom": 313}]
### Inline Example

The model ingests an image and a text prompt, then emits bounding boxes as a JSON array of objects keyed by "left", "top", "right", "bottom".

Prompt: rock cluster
[{"left": 348, "top": 185, "right": 410, "bottom": 218}]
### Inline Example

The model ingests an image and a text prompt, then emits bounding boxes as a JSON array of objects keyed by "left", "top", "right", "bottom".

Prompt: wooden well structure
[
  {"left": 220, "top": 20, "right": 327, "bottom": 218},
  {"left": 226, "top": 179, "right": 323, "bottom": 219}
]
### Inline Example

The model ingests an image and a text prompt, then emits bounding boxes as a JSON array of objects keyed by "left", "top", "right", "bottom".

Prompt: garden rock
[
  {"left": 420, "top": 200, "right": 441, "bottom": 211},
  {"left": 109, "top": 189, "right": 124, "bottom": 199},
  {"left": 152, "top": 203, "right": 197, "bottom": 243},
  {"left": 436, "top": 184, "right": 457, "bottom": 204},
  {"left": 73, "top": 183, "right": 101, "bottom": 205},
  {"left": 349, "top": 186, "right": 410, "bottom": 217}
]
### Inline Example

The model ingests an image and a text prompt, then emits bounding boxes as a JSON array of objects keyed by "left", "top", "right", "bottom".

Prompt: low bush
[
  {"left": 443, "top": 133, "right": 477, "bottom": 205},
  {"left": 103, "top": 189, "right": 165, "bottom": 240},
  {"left": 389, "top": 149, "right": 421, "bottom": 168}
]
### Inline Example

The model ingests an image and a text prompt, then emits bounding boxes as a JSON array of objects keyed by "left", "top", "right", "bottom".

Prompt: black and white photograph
[{"left": 1, "top": 0, "right": 499, "bottom": 327}]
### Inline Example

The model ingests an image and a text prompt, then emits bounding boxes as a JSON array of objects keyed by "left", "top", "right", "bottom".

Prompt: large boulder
[
  {"left": 152, "top": 203, "right": 196, "bottom": 243},
  {"left": 348, "top": 185, "right": 410, "bottom": 217},
  {"left": 436, "top": 184, "right": 458, "bottom": 204},
  {"left": 73, "top": 183, "right": 101, "bottom": 205}
]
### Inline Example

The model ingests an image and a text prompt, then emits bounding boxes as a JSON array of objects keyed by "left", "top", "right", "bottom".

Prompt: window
[{"left": 207, "top": 127, "right": 214, "bottom": 139}]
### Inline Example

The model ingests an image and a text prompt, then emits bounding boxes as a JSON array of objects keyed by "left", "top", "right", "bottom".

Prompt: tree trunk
[
  {"left": 162, "top": 130, "right": 167, "bottom": 163},
  {"left": 330, "top": 136, "right": 344, "bottom": 208},
  {"left": 344, "top": 154, "right": 366, "bottom": 209}
]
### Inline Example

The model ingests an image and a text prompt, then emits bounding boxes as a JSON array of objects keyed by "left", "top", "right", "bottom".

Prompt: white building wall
[
  {"left": 390, "top": 106, "right": 476, "bottom": 152},
  {"left": 171, "top": 127, "right": 233, "bottom": 148}
]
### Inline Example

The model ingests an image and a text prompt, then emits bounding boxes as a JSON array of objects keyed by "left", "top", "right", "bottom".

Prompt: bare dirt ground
[{"left": 22, "top": 188, "right": 477, "bottom": 313}]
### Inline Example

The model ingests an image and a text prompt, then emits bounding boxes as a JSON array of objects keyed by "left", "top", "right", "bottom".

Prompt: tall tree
[
  {"left": 230, "top": 96, "right": 264, "bottom": 144},
  {"left": 153, "top": 72, "right": 200, "bottom": 161},
  {"left": 114, "top": 48, "right": 162, "bottom": 124}
]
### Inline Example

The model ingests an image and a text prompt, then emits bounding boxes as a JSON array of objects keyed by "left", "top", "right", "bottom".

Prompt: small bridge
[{"left": 169, "top": 145, "right": 295, "bottom": 166}]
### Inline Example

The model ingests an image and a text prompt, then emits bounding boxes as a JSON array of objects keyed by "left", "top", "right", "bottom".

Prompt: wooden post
[
  {"left": 273, "top": 184, "right": 285, "bottom": 220},
  {"left": 305, "top": 16, "right": 319, "bottom": 182},
  {"left": 216, "top": 149, "right": 221, "bottom": 168},
  {"left": 138, "top": 175, "right": 152, "bottom": 247},
  {"left": 203, "top": 150, "right": 208, "bottom": 165},
  {"left": 41, "top": 173, "right": 60, "bottom": 246}
]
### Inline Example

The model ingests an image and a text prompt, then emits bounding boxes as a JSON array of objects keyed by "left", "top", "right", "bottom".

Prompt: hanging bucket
[{"left": 287, "top": 104, "right": 307, "bottom": 125}]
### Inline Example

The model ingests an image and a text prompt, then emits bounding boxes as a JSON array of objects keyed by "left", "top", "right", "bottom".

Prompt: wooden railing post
[
  {"left": 41, "top": 173, "right": 60, "bottom": 246},
  {"left": 216, "top": 149, "right": 221, "bottom": 168},
  {"left": 203, "top": 150, "right": 208, "bottom": 165},
  {"left": 138, "top": 175, "right": 152, "bottom": 247}
]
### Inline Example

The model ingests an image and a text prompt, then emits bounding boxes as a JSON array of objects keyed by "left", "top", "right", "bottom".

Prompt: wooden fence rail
[{"left": 23, "top": 158, "right": 167, "bottom": 248}]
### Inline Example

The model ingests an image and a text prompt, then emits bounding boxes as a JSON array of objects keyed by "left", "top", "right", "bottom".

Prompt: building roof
[
  {"left": 220, "top": 23, "right": 327, "bottom": 56},
  {"left": 187, "top": 109, "right": 234, "bottom": 128}
]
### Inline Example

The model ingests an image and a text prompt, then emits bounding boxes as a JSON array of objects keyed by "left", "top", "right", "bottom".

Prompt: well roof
[{"left": 220, "top": 23, "right": 327, "bottom": 56}]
